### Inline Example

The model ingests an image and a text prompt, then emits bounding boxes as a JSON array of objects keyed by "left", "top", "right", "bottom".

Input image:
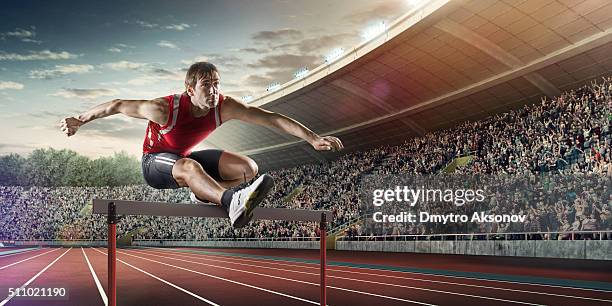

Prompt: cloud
[
  {"left": 151, "top": 68, "right": 179, "bottom": 77},
  {"left": 0, "top": 50, "right": 78, "bottom": 61},
  {"left": 116, "top": 87, "right": 180, "bottom": 100},
  {"left": 235, "top": 27, "right": 355, "bottom": 92},
  {"left": 16, "top": 110, "right": 145, "bottom": 143},
  {"left": 20, "top": 38, "right": 42, "bottom": 44},
  {"left": 236, "top": 47, "right": 266, "bottom": 53},
  {"left": 50, "top": 88, "right": 119, "bottom": 99},
  {"left": 182, "top": 55, "right": 209, "bottom": 64},
  {"left": 29, "top": 64, "right": 95, "bottom": 79},
  {"left": 96, "top": 65, "right": 183, "bottom": 87},
  {"left": 1, "top": 27, "right": 42, "bottom": 43},
  {"left": 79, "top": 117, "right": 147, "bottom": 140},
  {"left": 101, "top": 61, "right": 148, "bottom": 71},
  {"left": 107, "top": 43, "right": 133, "bottom": 53},
  {"left": 223, "top": 89, "right": 253, "bottom": 99},
  {"left": 135, "top": 20, "right": 158, "bottom": 28},
  {"left": 275, "top": 33, "right": 354, "bottom": 55},
  {"left": 0, "top": 90, "right": 14, "bottom": 100},
  {"left": 157, "top": 40, "right": 178, "bottom": 49},
  {"left": 164, "top": 23, "right": 191, "bottom": 31},
  {"left": 240, "top": 54, "right": 318, "bottom": 90},
  {"left": 181, "top": 54, "right": 244, "bottom": 69},
  {"left": 132, "top": 20, "right": 194, "bottom": 31},
  {"left": 4, "top": 28, "right": 35, "bottom": 39},
  {"left": 342, "top": 0, "right": 404, "bottom": 25},
  {"left": 28, "top": 110, "right": 67, "bottom": 119},
  {"left": 240, "top": 30, "right": 353, "bottom": 78},
  {"left": 97, "top": 81, "right": 124, "bottom": 87},
  {"left": 126, "top": 68, "right": 183, "bottom": 86},
  {"left": 244, "top": 74, "right": 274, "bottom": 88},
  {"left": 251, "top": 28, "right": 303, "bottom": 43},
  {"left": 0, "top": 143, "right": 35, "bottom": 153},
  {"left": 0, "top": 81, "right": 24, "bottom": 90},
  {"left": 126, "top": 76, "right": 170, "bottom": 86},
  {"left": 246, "top": 54, "right": 318, "bottom": 70}
]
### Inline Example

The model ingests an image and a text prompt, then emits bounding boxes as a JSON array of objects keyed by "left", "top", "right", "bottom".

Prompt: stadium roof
[{"left": 207, "top": 0, "right": 612, "bottom": 170}]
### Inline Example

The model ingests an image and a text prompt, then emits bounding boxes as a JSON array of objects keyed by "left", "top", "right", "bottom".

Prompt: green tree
[
  {"left": 2, "top": 148, "right": 143, "bottom": 186},
  {"left": 61, "top": 154, "right": 92, "bottom": 186},
  {"left": 0, "top": 153, "right": 26, "bottom": 185},
  {"left": 23, "top": 148, "right": 80, "bottom": 186},
  {"left": 109, "top": 151, "right": 143, "bottom": 185}
]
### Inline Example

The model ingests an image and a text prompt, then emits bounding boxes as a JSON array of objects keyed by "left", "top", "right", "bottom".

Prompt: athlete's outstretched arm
[
  {"left": 60, "top": 97, "right": 168, "bottom": 137},
  {"left": 221, "top": 96, "right": 344, "bottom": 151}
]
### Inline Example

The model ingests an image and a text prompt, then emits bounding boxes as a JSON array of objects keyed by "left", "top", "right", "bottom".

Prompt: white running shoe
[{"left": 228, "top": 174, "right": 274, "bottom": 228}]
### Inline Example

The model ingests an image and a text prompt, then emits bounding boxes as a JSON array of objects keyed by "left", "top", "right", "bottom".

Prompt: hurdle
[{"left": 93, "top": 199, "right": 330, "bottom": 306}]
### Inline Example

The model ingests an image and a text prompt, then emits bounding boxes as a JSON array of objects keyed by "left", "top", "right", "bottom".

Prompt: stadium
[{"left": 1, "top": 0, "right": 611, "bottom": 305}]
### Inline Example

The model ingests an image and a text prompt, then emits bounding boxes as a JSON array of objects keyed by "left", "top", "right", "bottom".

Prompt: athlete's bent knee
[{"left": 245, "top": 158, "right": 258, "bottom": 180}]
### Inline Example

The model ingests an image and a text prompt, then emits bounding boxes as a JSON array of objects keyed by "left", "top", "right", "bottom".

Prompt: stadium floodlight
[
  {"left": 294, "top": 67, "right": 309, "bottom": 79},
  {"left": 361, "top": 21, "right": 386, "bottom": 41},
  {"left": 266, "top": 81, "right": 281, "bottom": 92},
  {"left": 324, "top": 48, "right": 344, "bottom": 64},
  {"left": 241, "top": 95, "right": 253, "bottom": 103}
]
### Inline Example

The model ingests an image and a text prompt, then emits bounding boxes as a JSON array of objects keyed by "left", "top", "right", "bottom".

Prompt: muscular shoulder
[
  {"left": 142, "top": 97, "right": 170, "bottom": 125},
  {"left": 220, "top": 95, "right": 248, "bottom": 121}
]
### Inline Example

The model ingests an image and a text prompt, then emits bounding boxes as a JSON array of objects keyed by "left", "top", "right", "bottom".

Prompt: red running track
[{"left": 0, "top": 247, "right": 610, "bottom": 306}]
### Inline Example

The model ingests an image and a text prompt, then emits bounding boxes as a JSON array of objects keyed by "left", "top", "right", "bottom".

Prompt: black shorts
[{"left": 141, "top": 149, "right": 224, "bottom": 189}]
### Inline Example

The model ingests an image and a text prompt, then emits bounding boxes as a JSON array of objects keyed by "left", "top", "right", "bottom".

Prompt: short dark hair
[{"left": 185, "top": 62, "right": 218, "bottom": 90}]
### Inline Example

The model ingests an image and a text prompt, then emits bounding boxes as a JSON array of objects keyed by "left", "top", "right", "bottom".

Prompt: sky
[{"left": 0, "top": 0, "right": 415, "bottom": 159}]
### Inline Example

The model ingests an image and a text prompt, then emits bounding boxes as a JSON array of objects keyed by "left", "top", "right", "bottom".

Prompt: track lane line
[
  {"left": 0, "top": 248, "right": 60, "bottom": 271},
  {"left": 123, "top": 249, "right": 435, "bottom": 306},
  {"left": 144, "top": 247, "right": 612, "bottom": 293},
  {"left": 81, "top": 247, "right": 108, "bottom": 306},
  {"left": 90, "top": 248, "right": 221, "bottom": 306},
  {"left": 90, "top": 248, "right": 220, "bottom": 305},
  {"left": 113, "top": 248, "right": 323, "bottom": 306},
  {"left": 0, "top": 248, "right": 40, "bottom": 258},
  {"left": 133, "top": 248, "right": 543, "bottom": 306},
  {"left": 0, "top": 248, "right": 71, "bottom": 306},
  {"left": 139, "top": 248, "right": 611, "bottom": 303}
]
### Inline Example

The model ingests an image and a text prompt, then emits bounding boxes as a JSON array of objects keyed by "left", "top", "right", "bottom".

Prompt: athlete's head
[{"left": 185, "top": 62, "right": 220, "bottom": 108}]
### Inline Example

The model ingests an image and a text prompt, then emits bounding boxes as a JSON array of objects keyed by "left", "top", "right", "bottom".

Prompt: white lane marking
[
  {"left": 0, "top": 248, "right": 40, "bottom": 258},
  {"left": 0, "top": 248, "right": 71, "bottom": 306},
  {"left": 146, "top": 247, "right": 612, "bottom": 293},
  {"left": 0, "top": 248, "right": 60, "bottom": 270},
  {"left": 134, "top": 249, "right": 541, "bottom": 306},
  {"left": 116, "top": 249, "right": 323, "bottom": 305},
  {"left": 91, "top": 248, "right": 220, "bottom": 306},
  {"left": 81, "top": 248, "right": 108, "bottom": 306},
  {"left": 125, "top": 249, "right": 435, "bottom": 306},
  {"left": 142, "top": 248, "right": 612, "bottom": 303}
]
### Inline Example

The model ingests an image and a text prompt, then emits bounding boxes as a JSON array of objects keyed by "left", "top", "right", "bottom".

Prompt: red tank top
[{"left": 142, "top": 93, "right": 224, "bottom": 156}]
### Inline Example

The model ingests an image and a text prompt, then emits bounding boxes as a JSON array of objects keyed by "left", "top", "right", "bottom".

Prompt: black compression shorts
[{"left": 141, "top": 149, "right": 224, "bottom": 189}]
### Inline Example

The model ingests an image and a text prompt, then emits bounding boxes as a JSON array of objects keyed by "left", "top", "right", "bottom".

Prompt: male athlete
[{"left": 60, "top": 62, "right": 343, "bottom": 228}]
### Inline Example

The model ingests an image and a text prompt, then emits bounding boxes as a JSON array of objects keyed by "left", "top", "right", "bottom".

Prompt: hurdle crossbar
[
  {"left": 93, "top": 199, "right": 331, "bottom": 306},
  {"left": 93, "top": 199, "right": 327, "bottom": 222}
]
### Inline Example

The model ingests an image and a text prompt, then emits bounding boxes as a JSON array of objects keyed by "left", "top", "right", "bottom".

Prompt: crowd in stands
[
  {"left": 348, "top": 77, "right": 612, "bottom": 240},
  {"left": 0, "top": 77, "right": 610, "bottom": 241}
]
